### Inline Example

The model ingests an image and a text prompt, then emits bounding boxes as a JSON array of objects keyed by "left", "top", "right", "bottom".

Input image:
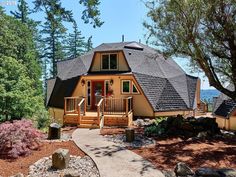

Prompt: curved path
[{"left": 72, "top": 128, "right": 164, "bottom": 177}]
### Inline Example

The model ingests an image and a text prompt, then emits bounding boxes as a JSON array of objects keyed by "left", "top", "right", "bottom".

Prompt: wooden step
[
  {"left": 80, "top": 119, "right": 98, "bottom": 124},
  {"left": 78, "top": 124, "right": 99, "bottom": 129},
  {"left": 82, "top": 116, "right": 98, "bottom": 120}
]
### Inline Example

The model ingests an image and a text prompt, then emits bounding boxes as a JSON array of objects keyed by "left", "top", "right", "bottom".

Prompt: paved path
[{"left": 72, "top": 129, "right": 164, "bottom": 177}]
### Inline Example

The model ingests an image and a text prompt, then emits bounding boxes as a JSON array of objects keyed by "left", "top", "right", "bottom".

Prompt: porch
[{"left": 63, "top": 96, "right": 133, "bottom": 128}]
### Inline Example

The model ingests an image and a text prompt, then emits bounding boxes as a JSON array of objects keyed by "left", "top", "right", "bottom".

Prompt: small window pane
[
  {"left": 133, "top": 84, "right": 138, "bottom": 93},
  {"left": 123, "top": 81, "right": 130, "bottom": 93},
  {"left": 102, "top": 55, "right": 109, "bottom": 69},
  {"left": 110, "top": 54, "right": 117, "bottom": 69}
]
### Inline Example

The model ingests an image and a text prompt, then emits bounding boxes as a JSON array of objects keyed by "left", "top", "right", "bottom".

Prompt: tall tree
[
  {"left": 144, "top": 0, "right": 236, "bottom": 100},
  {"left": 10, "top": 0, "right": 29, "bottom": 23},
  {"left": 0, "top": 9, "right": 44, "bottom": 120},
  {"left": 85, "top": 36, "right": 93, "bottom": 52},
  {"left": 66, "top": 21, "right": 86, "bottom": 58},
  {"left": 33, "top": 0, "right": 73, "bottom": 77}
]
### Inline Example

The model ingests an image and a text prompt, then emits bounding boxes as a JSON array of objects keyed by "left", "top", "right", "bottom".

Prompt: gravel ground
[
  {"left": 28, "top": 155, "right": 99, "bottom": 177},
  {"left": 103, "top": 133, "right": 155, "bottom": 148}
]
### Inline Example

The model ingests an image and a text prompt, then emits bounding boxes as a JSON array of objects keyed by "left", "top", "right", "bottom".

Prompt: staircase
[
  {"left": 63, "top": 114, "right": 99, "bottom": 128},
  {"left": 79, "top": 116, "right": 99, "bottom": 128}
]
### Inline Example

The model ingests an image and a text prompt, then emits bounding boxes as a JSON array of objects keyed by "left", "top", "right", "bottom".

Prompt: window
[
  {"left": 122, "top": 80, "right": 130, "bottom": 93},
  {"left": 132, "top": 83, "right": 139, "bottom": 93},
  {"left": 122, "top": 80, "right": 140, "bottom": 94},
  {"left": 101, "top": 54, "right": 118, "bottom": 70}
]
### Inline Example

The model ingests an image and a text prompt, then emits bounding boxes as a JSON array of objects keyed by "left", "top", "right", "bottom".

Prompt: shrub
[{"left": 0, "top": 119, "right": 43, "bottom": 159}]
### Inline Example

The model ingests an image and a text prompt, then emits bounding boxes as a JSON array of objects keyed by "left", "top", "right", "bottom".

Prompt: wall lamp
[
  {"left": 81, "top": 79, "right": 85, "bottom": 86},
  {"left": 110, "top": 79, "right": 114, "bottom": 86}
]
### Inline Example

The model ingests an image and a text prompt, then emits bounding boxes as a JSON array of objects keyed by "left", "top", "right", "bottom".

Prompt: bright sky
[{"left": 2, "top": 0, "right": 213, "bottom": 89}]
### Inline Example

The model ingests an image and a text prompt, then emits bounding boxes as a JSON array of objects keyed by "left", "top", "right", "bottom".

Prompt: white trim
[
  {"left": 121, "top": 80, "right": 131, "bottom": 94},
  {"left": 101, "top": 53, "right": 118, "bottom": 71}
]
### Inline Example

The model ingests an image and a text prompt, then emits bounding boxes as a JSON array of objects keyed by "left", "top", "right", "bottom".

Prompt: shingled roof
[
  {"left": 213, "top": 85, "right": 236, "bottom": 118},
  {"left": 47, "top": 41, "right": 199, "bottom": 111}
]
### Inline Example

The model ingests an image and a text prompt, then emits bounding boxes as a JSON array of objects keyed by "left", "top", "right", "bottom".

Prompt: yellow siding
[
  {"left": 90, "top": 52, "right": 129, "bottom": 72},
  {"left": 215, "top": 116, "right": 236, "bottom": 131},
  {"left": 229, "top": 116, "right": 236, "bottom": 130},
  {"left": 48, "top": 107, "right": 64, "bottom": 125},
  {"left": 154, "top": 110, "right": 192, "bottom": 117},
  {"left": 72, "top": 74, "right": 154, "bottom": 117}
]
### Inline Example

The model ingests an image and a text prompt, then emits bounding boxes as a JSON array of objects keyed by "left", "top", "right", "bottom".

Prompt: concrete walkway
[{"left": 72, "top": 129, "right": 164, "bottom": 177}]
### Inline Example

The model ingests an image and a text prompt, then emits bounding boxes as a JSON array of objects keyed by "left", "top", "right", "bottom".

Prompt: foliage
[
  {"left": 144, "top": 115, "right": 220, "bottom": 138},
  {"left": 144, "top": 117, "right": 167, "bottom": 136},
  {"left": 85, "top": 36, "right": 94, "bottom": 52},
  {"left": 0, "top": 56, "right": 44, "bottom": 120},
  {"left": 66, "top": 21, "right": 86, "bottom": 58},
  {"left": 79, "top": 0, "right": 104, "bottom": 28},
  {"left": 144, "top": 0, "right": 236, "bottom": 99},
  {"left": 0, "top": 119, "right": 43, "bottom": 159}
]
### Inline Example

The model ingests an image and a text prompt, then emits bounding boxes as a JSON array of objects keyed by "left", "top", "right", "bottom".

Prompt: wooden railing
[
  {"left": 78, "top": 98, "right": 86, "bottom": 124},
  {"left": 64, "top": 97, "right": 86, "bottom": 124},
  {"left": 64, "top": 97, "right": 81, "bottom": 114},
  {"left": 103, "top": 97, "right": 133, "bottom": 116},
  {"left": 126, "top": 96, "right": 133, "bottom": 116},
  {"left": 97, "top": 98, "right": 104, "bottom": 128}
]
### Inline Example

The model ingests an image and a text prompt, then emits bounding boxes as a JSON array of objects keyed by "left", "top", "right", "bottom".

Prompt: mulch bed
[
  {"left": 0, "top": 141, "right": 85, "bottom": 177},
  {"left": 130, "top": 136, "right": 236, "bottom": 170},
  {"left": 101, "top": 127, "right": 236, "bottom": 170}
]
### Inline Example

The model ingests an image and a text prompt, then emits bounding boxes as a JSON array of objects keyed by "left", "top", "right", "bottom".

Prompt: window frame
[
  {"left": 101, "top": 53, "right": 118, "bottom": 71},
  {"left": 121, "top": 80, "right": 131, "bottom": 94},
  {"left": 132, "top": 82, "right": 140, "bottom": 94}
]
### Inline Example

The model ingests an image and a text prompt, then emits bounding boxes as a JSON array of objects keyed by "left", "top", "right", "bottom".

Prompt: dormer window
[{"left": 101, "top": 53, "right": 118, "bottom": 70}]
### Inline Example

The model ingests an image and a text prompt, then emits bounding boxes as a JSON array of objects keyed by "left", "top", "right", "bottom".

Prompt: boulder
[
  {"left": 195, "top": 168, "right": 220, "bottom": 177},
  {"left": 162, "top": 170, "right": 176, "bottom": 177},
  {"left": 174, "top": 162, "right": 194, "bottom": 176},
  {"left": 217, "top": 168, "right": 236, "bottom": 177},
  {"left": 52, "top": 148, "right": 70, "bottom": 170},
  {"left": 197, "top": 131, "right": 208, "bottom": 138}
]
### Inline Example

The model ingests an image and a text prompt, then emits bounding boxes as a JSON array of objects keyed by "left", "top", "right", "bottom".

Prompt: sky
[{"left": 1, "top": 0, "right": 214, "bottom": 89}]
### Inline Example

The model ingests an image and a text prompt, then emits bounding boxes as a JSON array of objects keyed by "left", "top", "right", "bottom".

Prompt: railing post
[
  {"left": 64, "top": 98, "right": 67, "bottom": 115},
  {"left": 78, "top": 104, "right": 81, "bottom": 125},
  {"left": 83, "top": 97, "right": 86, "bottom": 115},
  {"left": 126, "top": 98, "right": 128, "bottom": 117},
  {"left": 97, "top": 105, "right": 100, "bottom": 125}
]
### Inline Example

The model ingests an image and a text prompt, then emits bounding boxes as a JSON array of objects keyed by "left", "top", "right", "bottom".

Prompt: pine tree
[
  {"left": 66, "top": 21, "right": 86, "bottom": 58},
  {"left": 33, "top": 0, "right": 73, "bottom": 77},
  {"left": 85, "top": 36, "right": 93, "bottom": 52}
]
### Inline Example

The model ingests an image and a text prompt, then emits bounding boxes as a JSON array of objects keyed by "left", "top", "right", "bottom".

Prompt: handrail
[
  {"left": 78, "top": 98, "right": 86, "bottom": 124},
  {"left": 97, "top": 98, "right": 104, "bottom": 127}
]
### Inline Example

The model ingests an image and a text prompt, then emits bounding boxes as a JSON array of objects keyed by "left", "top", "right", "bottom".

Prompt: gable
[{"left": 89, "top": 51, "right": 130, "bottom": 72}]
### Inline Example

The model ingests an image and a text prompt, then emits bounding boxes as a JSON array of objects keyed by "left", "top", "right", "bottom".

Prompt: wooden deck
[{"left": 63, "top": 97, "right": 133, "bottom": 128}]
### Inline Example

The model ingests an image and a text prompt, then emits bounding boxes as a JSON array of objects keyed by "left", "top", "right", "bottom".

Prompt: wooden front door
[{"left": 91, "top": 81, "right": 104, "bottom": 110}]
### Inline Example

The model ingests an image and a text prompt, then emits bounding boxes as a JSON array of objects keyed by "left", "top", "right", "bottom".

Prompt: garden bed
[
  {"left": 0, "top": 141, "right": 85, "bottom": 177},
  {"left": 130, "top": 136, "right": 236, "bottom": 170}
]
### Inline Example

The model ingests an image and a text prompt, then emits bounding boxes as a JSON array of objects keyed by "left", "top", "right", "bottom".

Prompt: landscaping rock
[
  {"left": 195, "top": 167, "right": 220, "bottom": 177},
  {"left": 217, "top": 168, "right": 236, "bottom": 177},
  {"left": 197, "top": 131, "right": 208, "bottom": 138},
  {"left": 162, "top": 170, "right": 176, "bottom": 177},
  {"left": 52, "top": 148, "right": 70, "bottom": 170},
  {"left": 174, "top": 162, "right": 194, "bottom": 176}
]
